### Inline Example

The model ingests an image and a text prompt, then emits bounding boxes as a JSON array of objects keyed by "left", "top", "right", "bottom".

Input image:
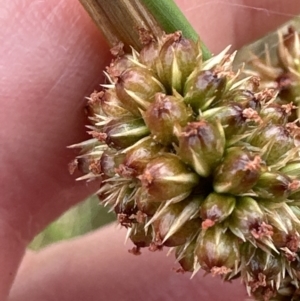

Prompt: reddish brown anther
[
  {"left": 118, "top": 213, "right": 134, "bottom": 228},
  {"left": 242, "top": 108, "right": 262, "bottom": 124},
  {"left": 110, "top": 41, "right": 125, "bottom": 57},
  {"left": 250, "top": 222, "right": 273, "bottom": 240},
  {"left": 138, "top": 27, "right": 155, "bottom": 45},
  {"left": 89, "top": 90, "right": 104, "bottom": 105},
  {"left": 135, "top": 210, "right": 147, "bottom": 224},
  {"left": 149, "top": 232, "right": 163, "bottom": 252},
  {"left": 181, "top": 121, "right": 206, "bottom": 137},
  {"left": 88, "top": 131, "right": 107, "bottom": 142},
  {"left": 244, "top": 155, "right": 262, "bottom": 172},
  {"left": 139, "top": 170, "right": 153, "bottom": 187},
  {"left": 286, "top": 233, "right": 300, "bottom": 252},
  {"left": 115, "top": 164, "right": 135, "bottom": 178},
  {"left": 249, "top": 273, "right": 267, "bottom": 291},
  {"left": 128, "top": 246, "right": 142, "bottom": 255},
  {"left": 282, "top": 102, "right": 296, "bottom": 114},
  {"left": 201, "top": 219, "right": 215, "bottom": 230},
  {"left": 289, "top": 179, "right": 300, "bottom": 192},
  {"left": 249, "top": 76, "right": 261, "bottom": 89},
  {"left": 89, "top": 160, "right": 101, "bottom": 174},
  {"left": 210, "top": 266, "right": 232, "bottom": 276}
]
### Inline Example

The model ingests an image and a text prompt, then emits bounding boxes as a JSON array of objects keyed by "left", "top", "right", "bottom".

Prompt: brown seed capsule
[
  {"left": 121, "top": 137, "right": 165, "bottom": 177},
  {"left": 100, "top": 148, "right": 125, "bottom": 178},
  {"left": 248, "top": 124, "right": 294, "bottom": 165},
  {"left": 156, "top": 31, "right": 200, "bottom": 93},
  {"left": 139, "top": 153, "right": 199, "bottom": 203},
  {"left": 153, "top": 218, "right": 201, "bottom": 247},
  {"left": 116, "top": 66, "right": 165, "bottom": 116},
  {"left": 135, "top": 189, "right": 161, "bottom": 216},
  {"left": 200, "top": 192, "right": 236, "bottom": 229},
  {"left": 114, "top": 190, "right": 137, "bottom": 217},
  {"left": 175, "top": 241, "right": 196, "bottom": 272},
  {"left": 100, "top": 89, "right": 130, "bottom": 117},
  {"left": 259, "top": 103, "right": 293, "bottom": 125},
  {"left": 176, "top": 119, "right": 225, "bottom": 177},
  {"left": 142, "top": 93, "right": 192, "bottom": 145},
  {"left": 228, "top": 197, "right": 273, "bottom": 243},
  {"left": 195, "top": 225, "right": 240, "bottom": 275},
  {"left": 107, "top": 54, "right": 137, "bottom": 82},
  {"left": 139, "top": 39, "right": 161, "bottom": 71},
  {"left": 102, "top": 115, "right": 150, "bottom": 150},
  {"left": 151, "top": 196, "right": 202, "bottom": 247},
  {"left": 241, "top": 243, "right": 282, "bottom": 294},
  {"left": 262, "top": 202, "right": 300, "bottom": 259},
  {"left": 202, "top": 102, "right": 248, "bottom": 138},
  {"left": 253, "top": 171, "right": 298, "bottom": 201},
  {"left": 213, "top": 147, "right": 262, "bottom": 195},
  {"left": 129, "top": 223, "right": 153, "bottom": 254},
  {"left": 184, "top": 70, "right": 227, "bottom": 112}
]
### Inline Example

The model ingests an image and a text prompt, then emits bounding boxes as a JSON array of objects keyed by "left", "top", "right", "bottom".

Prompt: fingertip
[
  {"left": 9, "top": 224, "right": 247, "bottom": 301},
  {"left": 0, "top": 0, "right": 110, "bottom": 240}
]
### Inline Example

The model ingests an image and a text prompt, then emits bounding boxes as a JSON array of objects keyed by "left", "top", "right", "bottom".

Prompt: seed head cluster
[{"left": 70, "top": 29, "right": 300, "bottom": 301}]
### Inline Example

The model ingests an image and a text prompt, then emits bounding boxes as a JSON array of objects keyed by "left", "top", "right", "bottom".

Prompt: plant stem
[
  {"left": 141, "top": 0, "right": 211, "bottom": 60},
  {"left": 79, "top": 0, "right": 211, "bottom": 59}
]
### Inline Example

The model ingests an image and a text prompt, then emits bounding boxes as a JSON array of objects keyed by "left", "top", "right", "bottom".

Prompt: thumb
[{"left": 0, "top": 0, "right": 110, "bottom": 298}]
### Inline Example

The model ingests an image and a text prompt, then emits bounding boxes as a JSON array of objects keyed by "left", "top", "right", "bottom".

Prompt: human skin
[{"left": 1, "top": 0, "right": 299, "bottom": 300}]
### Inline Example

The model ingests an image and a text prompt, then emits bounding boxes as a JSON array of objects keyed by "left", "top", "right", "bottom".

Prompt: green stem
[
  {"left": 79, "top": 0, "right": 211, "bottom": 59},
  {"left": 141, "top": 0, "right": 211, "bottom": 60}
]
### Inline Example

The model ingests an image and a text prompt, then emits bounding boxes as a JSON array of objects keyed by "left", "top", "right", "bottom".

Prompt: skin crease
[{"left": 0, "top": 0, "right": 299, "bottom": 300}]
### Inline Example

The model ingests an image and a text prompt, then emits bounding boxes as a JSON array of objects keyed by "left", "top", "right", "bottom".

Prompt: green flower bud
[
  {"left": 248, "top": 124, "right": 294, "bottom": 165},
  {"left": 156, "top": 31, "right": 200, "bottom": 93},
  {"left": 176, "top": 119, "right": 225, "bottom": 177},
  {"left": 213, "top": 148, "right": 262, "bottom": 195},
  {"left": 195, "top": 225, "right": 240, "bottom": 275},
  {"left": 184, "top": 70, "right": 227, "bottom": 112},
  {"left": 200, "top": 192, "right": 236, "bottom": 229},
  {"left": 228, "top": 197, "right": 273, "bottom": 243},
  {"left": 139, "top": 154, "right": 199, "bottom": 203},
  {"left": 142, "top": 93, "right": 192, "bottom": 145},
  {"left": 102, "top": 115, "right": 150, "bottom": 150},
  {"left": 253, "top": 171, "right": 299, "bottom": 201},
  {"left": 116, "top": 66, "right": 165, "bottom": 116}
]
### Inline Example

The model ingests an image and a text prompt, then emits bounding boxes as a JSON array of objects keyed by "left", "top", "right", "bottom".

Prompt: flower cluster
[{"left": 70, "top": 30, "right": 300, "bottom": 301}]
